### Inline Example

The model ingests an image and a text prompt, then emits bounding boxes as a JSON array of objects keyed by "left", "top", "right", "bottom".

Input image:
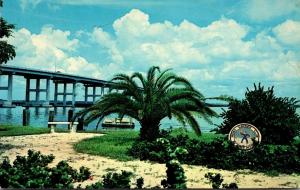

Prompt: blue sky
[{"left": 1, "top": 0, "right": 300, "bottom": 101}]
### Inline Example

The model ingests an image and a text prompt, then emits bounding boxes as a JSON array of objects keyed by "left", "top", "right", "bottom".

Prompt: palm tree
[
  {"left": 0, "top": 0, "right": 16, "bottom": 65},
  {"left": 76, "top": 66, "right": 221, "bottom": 141}
]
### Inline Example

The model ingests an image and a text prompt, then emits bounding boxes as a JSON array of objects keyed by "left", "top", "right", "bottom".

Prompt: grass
[
  {"left": 0, "top": 124, "right": 50, "bottom": 136},
  {"left": 74, "top": 128, "right": 222, "bottom": 161},
  {"left": 74, "top": 130, "right": 139, "bottom": 161},
  {"left": 0, "top": 124, "right": 82, "bottom": 137},
  {"left": 170, "top": 128, "right": 224, "bottom": 142}
]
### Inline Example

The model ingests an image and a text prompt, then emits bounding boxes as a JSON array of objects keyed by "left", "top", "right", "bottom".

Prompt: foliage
[
  {"left": 130, "top": 133, "right": 300, "bottom": 174},
  {"left": 75, "top": 66, "right": 228, "bottom": 141},
  {"left": 158, "top": 138, "right": 187, "bottom": 189},
  {"left": 204, "top": 172, "right": 223, "bottom": 189},
  {"left": 102, "top": 170, "right": 133, "bottom": 189},
  {"left": 222, "top": 183, "right": 239, "bottom": 189},
  {"left": 0, "top": 0, "right": 16, "bottom": 64},
  {"left": 205, "top": 172, "right": 238, "bottom": 189},
  {"left": 0, "top": 149, "right": 91, "bottom": 188},
  {"left": 74, "top": 129, "right": 221, "bottom": 162},
  {"left": 86, "top": 170, "right": 143, "bottom": 189},
  {"left": 216, "top": 83, "right": 300, "bottom": 145},
  {"left": 136, "top": 177, "right": 144, "bottom": 189},
  {"left": 85, "top": 181, "right": 103, "bottom": 189}
]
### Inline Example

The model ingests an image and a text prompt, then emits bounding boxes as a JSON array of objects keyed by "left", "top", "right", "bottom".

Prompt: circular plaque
[{"left": 228, "top": 123, "right": 262, "bottom": 150}]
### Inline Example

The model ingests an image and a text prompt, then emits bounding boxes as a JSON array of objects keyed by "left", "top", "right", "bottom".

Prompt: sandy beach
[{"left": 0, "top": 132, "right": 299, "bottom": 188}]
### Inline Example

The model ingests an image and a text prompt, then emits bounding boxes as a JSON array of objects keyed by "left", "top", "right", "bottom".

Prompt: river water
[{"left": 0, "top": 107, "right": 225, "bottom": 132}]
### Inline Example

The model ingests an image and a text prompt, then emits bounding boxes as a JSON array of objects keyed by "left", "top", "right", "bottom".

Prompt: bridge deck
[
  {"left": 0, "top": 100, "right": 229, "bottom": 108},
  {"left": 0, "top": 65, "right": 112, "bottom": 86}
]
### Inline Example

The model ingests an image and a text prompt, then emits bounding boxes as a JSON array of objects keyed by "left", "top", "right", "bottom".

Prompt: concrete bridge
[
  {"left": 0, "top": 65, "right": 230, "bottom": 109},
  {"left": 0, "top": 65, "right": 114, "bottom": 108},
  {"left": 0, "top": 65, "right": 230, "bottom": 126}
]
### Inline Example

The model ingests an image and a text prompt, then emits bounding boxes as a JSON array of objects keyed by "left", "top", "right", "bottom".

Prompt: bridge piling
[
  {"left": 63, "top": 82, "right": 67, "bottom": 106},
  {"left": 101, "top": 86, "right": 104, "bottom": 95},
  {"left": 72, "top": 82, "right": 76, "bottom": 107},
  {"left": 92, "top": 86, "right": 96, "bottom": 102},
  {"left": 22, "top": 108, "right": 30, "bottom": 126},
  {"left": 25, "top": 77, "right": 51, "bottom": 106},
  {"left": 68, "top": 109, "right": 74, "bottom": 130},
  {"left": 7, "top": 74, "right": 13, "bottom": 105},
  {"left": 54, "top": 82, "right": 58, "bottom": 106},
  {"left": 35, "top": 78, "right": 40, "bottom": 102},
  {"left": 46, "top": 78, "right": 50, "bottom": 103},
  {"left": 84, "top": 85, "right": 88, "bottom": 102},
  {"left": 0, "top": 74, "right": 13, "bottom": 107},
  {"left": 25, "top": 77, "right": 30, "bottom": 102}
]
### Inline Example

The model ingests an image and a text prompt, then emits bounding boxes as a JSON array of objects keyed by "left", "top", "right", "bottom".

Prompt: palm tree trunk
[{"left": 140, "top": 119, "right": 160, "bottom": 141}]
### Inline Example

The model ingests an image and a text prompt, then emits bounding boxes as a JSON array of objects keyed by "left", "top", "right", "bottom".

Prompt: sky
[{"left": 1, "top": 0, "right": 300, "bottom": 101}]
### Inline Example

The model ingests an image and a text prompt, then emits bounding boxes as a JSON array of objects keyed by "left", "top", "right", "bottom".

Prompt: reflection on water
[
  {"left": 0, "top": 107, "right": 226, "bottom": 132},
  {"left": 5, "top": 109, "right": 13, "bottom": 121}
]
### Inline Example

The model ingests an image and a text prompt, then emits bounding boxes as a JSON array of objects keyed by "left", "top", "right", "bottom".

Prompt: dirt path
[{"left": 0, "top": 132, "right": 299, "bottom": 188}]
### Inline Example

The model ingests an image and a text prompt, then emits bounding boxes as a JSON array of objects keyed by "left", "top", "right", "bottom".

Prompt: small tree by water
[
  {"left": 216, "top": 83, "right": 300, "bottom": 145},
  {"left": 0, "top": 0, "right": 16, "bottom": 64}
]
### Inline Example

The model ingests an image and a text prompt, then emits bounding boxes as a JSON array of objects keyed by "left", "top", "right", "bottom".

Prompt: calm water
[{"left": 0, "top": 107, "right": 226, "bottom": 132}]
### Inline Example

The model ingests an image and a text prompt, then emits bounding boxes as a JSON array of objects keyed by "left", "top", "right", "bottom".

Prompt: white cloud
[
  {"left": 63, "top": 57, "right": 101, "bottom": 78},
  {"left": 245, "top": 0, "right": 300, "bottom": 22},
  {"left": 178, "top": 69, "right": 215, "bottom": 81},
  {"left": 20, "top": 0, "right": 42, "bottom": 10},
  {"left": 273, "top": 20, "right": 300, "bottom": 46},
  {"left": 90, "top": 9, "right": 256, "bottom": 73},
  {"left": 87, "top": 9, "right": 300, "bottom": 100},
  {"left": 8, "top": 26, "right": 102, "bottom": 79},
  {"left": 91, "top": 27, "right": 123, "bottom": 64},
  {"left": 7, "top": 9, "right": 300, "bottom": 99},
  {"left": 32, "top": 26, "right": 79, "bottom": 51}
]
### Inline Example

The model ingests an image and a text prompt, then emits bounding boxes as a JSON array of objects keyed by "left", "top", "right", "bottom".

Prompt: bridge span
[{"left": 0, "top": 65, "right": 114, "bottom": 108}]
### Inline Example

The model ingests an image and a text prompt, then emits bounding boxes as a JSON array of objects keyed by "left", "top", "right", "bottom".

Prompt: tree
[
  {"left": 76, "top": 66, "right": 222, "bottom": 141},
  {"left": 216, "top": 83, "right": 300, "bottom": 145},
  {"left": 0, "top": 0, "right": 16, "bottom": 64}
]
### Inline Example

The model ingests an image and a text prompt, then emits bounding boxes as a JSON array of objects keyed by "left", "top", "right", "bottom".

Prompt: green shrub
[
  {"left": 205, "top": 172, "right": 223, "bottom": 189},
  {"left": 128, "top": 130, "right": 174, "bottom": 163},
  {"left": 216, "top": 83, "right": 300, "bottom": 145},
  {"left": 129, "top": 139, "right": 168, "bottom": 163},
  {"left": 102, "top": 170, "right": 133, "bottom": 188},
  {"left": 136, "top": 177, "right": 144, "bottom": 189},
  {"left": 85, "top": 181, "right": 103, "bottom": 189},
  {"left": 86, "top": 170, "right": 144, "bottom": 189},
  {"left": 130, "top": 134, "right": 300, "bottom": 174},
  {"left": 0, "top": 150, "right": 91, "bottom": 188},
  {"left": 158, "top": 138, "right": 187, "bottom": 189},
  {"left": 205, "top": 172, "right": 238, "bottom": 189}
]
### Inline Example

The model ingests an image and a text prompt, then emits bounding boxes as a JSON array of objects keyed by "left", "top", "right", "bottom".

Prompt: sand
[{"left": 0, "top": 132, "right": 299, "bottom": 188}]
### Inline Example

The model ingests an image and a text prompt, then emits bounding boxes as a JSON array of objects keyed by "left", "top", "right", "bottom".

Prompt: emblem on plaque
[{"left": 228, "top": 123, "right": 262, "bottom": 150}]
